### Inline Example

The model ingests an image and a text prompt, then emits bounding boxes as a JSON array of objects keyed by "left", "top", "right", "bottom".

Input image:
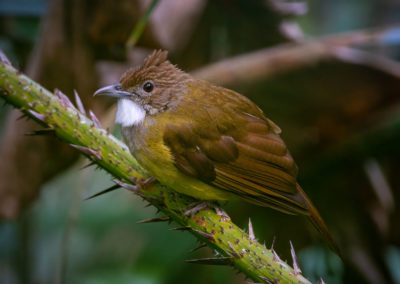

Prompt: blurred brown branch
[{"left": 192, "top": 25, "right": 400, "bottom": 87}]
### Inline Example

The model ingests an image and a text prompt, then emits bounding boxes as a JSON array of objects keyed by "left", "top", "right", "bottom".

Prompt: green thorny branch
[{"left": 0, "top": 55, "right": 311, "bottom": 284}]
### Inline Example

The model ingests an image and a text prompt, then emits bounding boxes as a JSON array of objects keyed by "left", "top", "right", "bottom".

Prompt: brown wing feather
[{"left": 163, "top": 112, "right": 308, "bottom": 214}]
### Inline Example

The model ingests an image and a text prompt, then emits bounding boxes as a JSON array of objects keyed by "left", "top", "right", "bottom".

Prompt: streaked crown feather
[{"left": 120, "top": 50, "right": 188, "bottom": 89}]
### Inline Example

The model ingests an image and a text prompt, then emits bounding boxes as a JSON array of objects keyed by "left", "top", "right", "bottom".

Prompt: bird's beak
[{"left": 93, "top": 83, "right": 131, "bottom": 98}]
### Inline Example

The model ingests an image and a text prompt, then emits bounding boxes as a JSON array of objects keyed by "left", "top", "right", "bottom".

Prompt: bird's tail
[{"left": 296, "top": 184, "right": 342, "bottom": 258}]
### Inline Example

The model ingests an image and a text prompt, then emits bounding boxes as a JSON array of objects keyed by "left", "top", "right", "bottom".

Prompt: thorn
[
  {"left": 89, "top": 110, "right": 102, "bottom": 128},
  {"left": 289, "top": 241, "right": 302, "bottom": 275},
  {"left": 84, "top": 184, "right": 120, "bottom": 200},
  {"left": 185, "top": 257, "right": 233, "bottom": 266},
  {"left": 226, "top": 249, "right": 241, "bottom": 259},
  {"left": 270, "top": 236, "right": 276, "bottom": 250},
  {"left": 258, "top": 276, "right": 268, "bottom": 283},
  {"left": 169, "top": 226, "right": 192, "bottom": 231},
  {"left": 74, "top": 89, "right": 86, "bottom": 115},
  {"left": 258, "top": 276, "right": 278, "bottom": 284},
  {"left": 0, "top": 50, "right": 11, "bottom": 65},
  {"left": 227, "top": 241, "right": 241, "bottom": 258},
  {"left": 248, "top": 218, "right": 255, "bottom": 241},
  {"left": 184, "top": 202, "right": 209, "bottom": 217},
  {"left": 114, "top": 180, "right": 139, "bottom": 192},
  {"left": 271, "top": 247, "right": 282, "bottom": 262},
  {"left": 80, "top": 161, "right": 97, "bottom": 170},
  {"left": 189, "top": 242, "right": 207, "bottom": 253},
  {"left": 215, "top": 206, "right": 230, "bottom": 220},
  {"left": 54, "top": 88, "right": 74, "bottom": 109},
  {"left": 28, "top": 110, "right": 45, "bottom": 122},
  {"left": 70, "top": 144, "right": 102, "bottom": 160},
  {"left": 192, "top": 229, "right": 215, "bottom": 241},
  {"left": 25, "top": 129, "right": 55, "bottom": 136},
  {"left": 137, "top": 216, "right": 170, "bottom": 224}
]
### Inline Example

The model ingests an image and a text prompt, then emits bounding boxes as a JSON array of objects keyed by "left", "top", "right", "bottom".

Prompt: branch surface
[{"left": 192, "top": 25, "right": 400, "bottom": 87}]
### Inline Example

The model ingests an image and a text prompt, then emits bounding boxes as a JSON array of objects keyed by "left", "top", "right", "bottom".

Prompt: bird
[{"left": 94, "top": 50, "right": 340, "bottom": 254}]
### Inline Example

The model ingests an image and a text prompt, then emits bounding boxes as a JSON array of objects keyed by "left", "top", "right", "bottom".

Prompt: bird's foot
[{"left": 136, "top": 177, "right": 157, "bottom": 190}]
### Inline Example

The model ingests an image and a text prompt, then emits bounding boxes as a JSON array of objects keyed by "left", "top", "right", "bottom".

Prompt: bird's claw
[{"left": 137, "top": 177, "right": 156, "bottom": 190}]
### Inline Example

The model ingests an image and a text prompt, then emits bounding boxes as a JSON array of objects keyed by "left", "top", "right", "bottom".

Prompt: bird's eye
[{"left": 143, "top": 81, "right": 154, "bottom": 93}]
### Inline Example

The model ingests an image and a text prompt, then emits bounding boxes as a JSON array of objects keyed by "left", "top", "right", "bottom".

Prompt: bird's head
[{"left": 94, "top": 50, "right": 191, "bottom": 127}]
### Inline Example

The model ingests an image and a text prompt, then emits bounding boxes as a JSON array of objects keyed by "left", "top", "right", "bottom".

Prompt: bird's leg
[
  {"left": 184, "top": 201, "right": 230, "bottom": 220},
  {"left": 118, "top": 178, "right": 163, "bottom": 205},
  {"left": 136, "top": 176, "right": 157, "bottom": 190}
]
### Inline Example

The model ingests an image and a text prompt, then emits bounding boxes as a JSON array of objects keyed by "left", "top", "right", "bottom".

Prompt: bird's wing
[{"left": 163, "top": 111, "right": 309, "bottom": 215}]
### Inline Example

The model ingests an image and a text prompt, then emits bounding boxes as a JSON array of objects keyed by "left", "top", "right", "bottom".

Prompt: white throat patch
[{"left": 115, "top": 99, "right": 146, "bottom": 127}]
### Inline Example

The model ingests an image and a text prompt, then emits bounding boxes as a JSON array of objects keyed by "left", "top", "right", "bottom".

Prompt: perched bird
[{"left": 95, "top": 50, "right": 339, "bottom": 254}]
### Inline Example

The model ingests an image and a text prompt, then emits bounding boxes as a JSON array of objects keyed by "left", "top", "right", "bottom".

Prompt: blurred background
[{"left": 1, "top": 0, "right": 400, "bottom": 283}]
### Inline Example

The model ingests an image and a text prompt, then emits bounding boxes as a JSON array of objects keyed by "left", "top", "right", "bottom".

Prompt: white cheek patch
[{"left": 115, "top": 99, "right": 146, "bottom": 127}]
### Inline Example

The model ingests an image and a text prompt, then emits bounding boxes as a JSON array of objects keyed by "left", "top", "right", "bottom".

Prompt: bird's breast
[{"left": 121, "top": 116, "right": 175, "bottom": 173}]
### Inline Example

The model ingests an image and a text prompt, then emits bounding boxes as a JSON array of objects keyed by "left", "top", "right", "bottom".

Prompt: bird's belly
[{"left": 137, "top": 147, "right": 230, "bottom": 201}]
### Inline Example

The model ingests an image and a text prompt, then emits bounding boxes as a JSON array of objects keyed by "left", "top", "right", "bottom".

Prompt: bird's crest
[
  {"left": 120, "top": 50, "right": 184, "bottom": 89},
  {"left": 142, "top": 50, "right": 169, "bottom": 68}
]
